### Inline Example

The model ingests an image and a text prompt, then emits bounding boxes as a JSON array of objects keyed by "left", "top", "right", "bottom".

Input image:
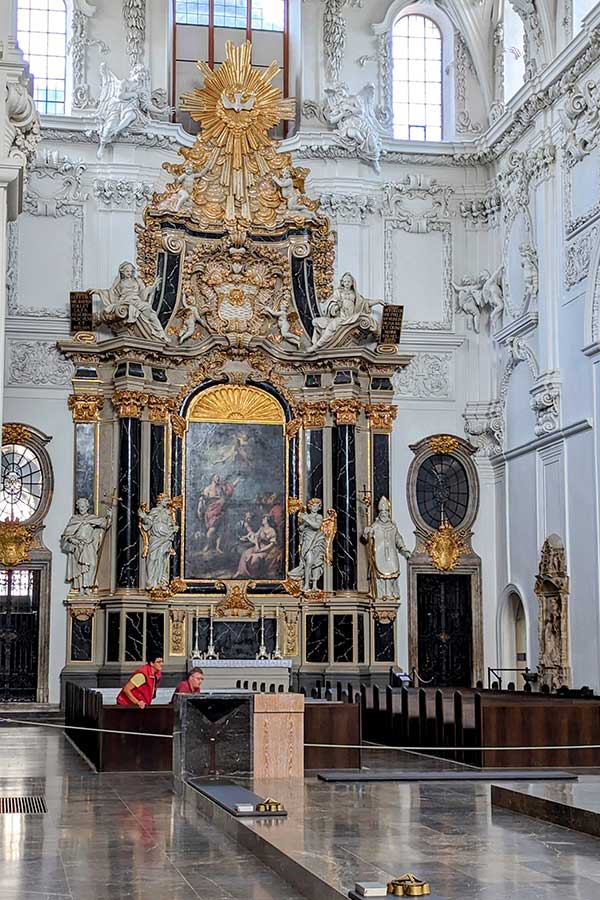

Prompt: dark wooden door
[
  {"left": 417, "top": 574, "right": 472, "bottom": 687},
  {"left": 0, "top": 569, "right": 40, "bottom": 702}
]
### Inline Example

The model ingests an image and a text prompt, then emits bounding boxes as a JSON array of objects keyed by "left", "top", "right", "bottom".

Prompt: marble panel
[
  {"left": 305, "top": 372, "right": 322, "bottom": 388},
  {"left": 154, "top": 250, "right": 181, "bottom": 326},
  {"left": 152, "top": 367, "right": 167, "bottom": 382},
  {"left": 171, "top": 432, "right": 183, "bottom": 578},
  {"left": 124, "top": 611, "right": 144, "bottom": 662},
  {"left": 357, "top": 612, "right": 365, "bottom": 663},
  {"left": 174, "top": 694, "right": 253, "bottom": 779},
  {"left": 70, "top": 616, "right": 93, "bottom": 662},
  {"left": 333, "top": 614, "right": 353, "bottom": 663},
  {"left": 333, "top": 424, "right": 358, "bottom": 591},
  {"left": 306, "top": 428, "right": 324, "bottom": 504},
  {"left": 150, "top": 424, "right": 166, "bottom": 507},
  {"left": 191, "top": 617, "right": 276, "bottom": 659},
  {"left": 106, "top": 610, "right": 120, "bottom": 662},
  {"left": 306, "top": 614, "right": 329, "bottom": 663},
  {"left": 288, "top": 432, "right": 300, "bottom": 569},
  {"left": 374, "top": 619, "right": 395, "bottom": 662},
  {"left": 147, "top": 612, "right": 165, "bottom": 661},
  {"left": 291, "top": 254, "right": 320, "bottom": 336},
  {"left": 74, "top": 423, "right": 95, "bottom": 508},
  {"left": 116, "top": 417, "right": 141, "bottom": 588},
  {"left": 372, "top": 432, "right": 391, "bottom": 509}
]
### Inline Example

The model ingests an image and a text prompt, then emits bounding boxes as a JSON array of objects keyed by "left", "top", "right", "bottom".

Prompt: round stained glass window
[
  {"left": 416, "top": 453, "right": 469, "bottom": 529},
  {"left": 0, "top": 443, "right": 44, "bottom": 522}
]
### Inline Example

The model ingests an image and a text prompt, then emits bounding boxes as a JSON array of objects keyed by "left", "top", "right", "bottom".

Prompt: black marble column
[
  {"left": 70, "top": 616, "right": 93, "bottom": 662},
  {"left": 305, "top": 429, "right": 324, "bottom": 503},
  {"left": 288, "top": 431, "right": 300, "bottom": 570},
  {"left": 116, "top": 417, "right": 141, "bottom": 588},
  {"left": 332, "top": 424, "right": 358, "bottom": 591},
  {"left": 171, "top": 428, "right": 183, "bottom": 578},
  {"left": 372, "top": 432, "right": 391, "bottom": 509},
  {"left": 150, "top": 424, "right": 166, "bottom": 507}
]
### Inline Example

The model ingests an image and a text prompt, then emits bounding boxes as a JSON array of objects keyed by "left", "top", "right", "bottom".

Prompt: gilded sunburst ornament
[{"left": 180, "top": 41, "right": 295, "bottom": 219}]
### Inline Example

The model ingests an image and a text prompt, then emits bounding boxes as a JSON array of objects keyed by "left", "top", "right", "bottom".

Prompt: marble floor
[{"left": 3, "top": 727, "right": 600, "bottom": 900}]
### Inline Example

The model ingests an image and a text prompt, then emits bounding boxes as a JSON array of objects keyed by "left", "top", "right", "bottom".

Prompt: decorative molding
[
  {"left": 317, "top": 192, "right": 377, "bottom": 222},
  {"left": 112, "top": 390, "right": 147, "bottom": 418},
  {"left": 454, "top": 31, "right": 482, "bottom": 136},
  {"left": 6, "top": 340, "right": 74, "bottom": 387},
  {"left": 459, "top": 192, "right": 501, "bottom": 229},
  {"left": 147, "top": 395, "right": 176, "bottom": 424},
  {"left": 490, "top": 22, "right": 505, "bottom": 123},
  {"left": 68, "top": 394, "right": 104, "bottom": 422},
  {"left": 463, "top": 400, "right": 504, "bottom": 456},
  {"left": 429, "top": 435, "right": 459, "bottom": 455},
  {"left": 322, "top": 0, "right": 363, "bottom": 83},
  {"left": 380, "top": 175, "right": 454, "bottom": 226},
  {"left": 392, "top": 352, "right": 452, "bottom": 400},
  {"left": 70, "top": 0, "right": 109, "bottom": 109},
  {"left": 41, "top": 124, "right": 180, "bottom": 149},
  {"left": 330, "top": 398, "right": 362, "bottom": 425},
  {"left": 530, "top": 371, "right": 561, "bottom": 437},
  {"left": 364, "top": 403, "right": 397, "bottom": 432},
  {"left": 123, "top": 0, "right": 146, "bottom": 70},
  {"left": 561, "top": 77, "right": 600, "bottom": 166},
  {"left": 93, "top": 178, "right": 155, "bottom": 210},
  {"left": 565, "top": 224, "right": 599, "bottom": 288},
  {"left": 2, "top": 424, "right": 32, "bottom": 445},
  {"left": 6, "top": 77, "right": 41, "bottom": 178},
  {"left": 507, "top": 0, "right": 547, "bottom": 81},
  {"left": 299, "top": 400, "right": 328, "bottom": 429}
]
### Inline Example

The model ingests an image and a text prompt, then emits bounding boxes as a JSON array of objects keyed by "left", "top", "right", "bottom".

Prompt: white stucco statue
[
  {"left": 362, "top": 497, "right": 410, "bottom": 601},
  {"left": 264, "top": 299, "right": 302, "bottom": 348},
  {"left": 454, "top": 266, "right": 504, "bottom": 333},
  {"left": 519, "top": 242, "right": 538, "bottom": 311},
  {"left": 138, "top": 495, "right": 179, "bottom": 591},
  {"left": 61, "top": 498, "right": 112, "bottom": 593},
  {"left": 92, "top": 63, "right": 169, "bottom": 159},
  {"left": 320, "top": 82, "right": 383, "bottom": 173},
  {"left": 93, "top": 261, "right": 168, "bottom": 343},
  {"left": 288, "top": 499, "right": 336, "bottom": 592},
  {"left": 311, "top": 272, "right": 383, "bottom": 350},
  {"left": 272, "top": 168, "right": 318, "bottom": 222}
]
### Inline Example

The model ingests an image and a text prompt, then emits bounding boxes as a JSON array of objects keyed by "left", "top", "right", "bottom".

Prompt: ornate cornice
[
  {"left": 365, "top": 403, "right": 397, "bottom": 432},
  {"left": 112, "top": 390, "right": 147, "bottom": 418},
  {"left": 68, "top": 393, "right": 104, "bottom": 422},
  {"left": 330, "top": 398, "right": 362, "bottom": 425}
]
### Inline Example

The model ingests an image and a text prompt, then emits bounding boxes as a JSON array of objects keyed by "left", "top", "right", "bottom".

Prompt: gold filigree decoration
[
  {"left": 169, "top": 608, "right": 187, "bottom": 655},
  {"left": 2, "top": 424, "right": 33, "bottom": 445},
  {"left": 171, "top": 415, "right": 187, "bottom": 439},
  {"left": 148, "top": 395, "right": 176, "bottom": 423},
  {"left": 373, "top": 607, "right": 397, "bottom": 625},
  {"left": 429, "top": 435, "right": 460, "bottom": 455},
  {"left": 311, "top": 219, "right": 336, "bottom": 303},
  {"left": 425, "top": 520, "right": 466, "bottom": 572},
  {"left": 135, "top": 220, "right": 163, "bottom": 286},
  {"left": 188, "top": 384, "right": 284, "bottom": 425},
  {"left": 299, "top": 401, "right": 328, "bottom": 429},
  {"left": 214, "top": 580, "right": 256, "bottom": 617},
  {"left": 285, "top": 418, "right": 302, "bottom": 438},
  {"left": 287, "top": 498, "right": 303, "bottom": 515},
  {"left": 282, "top": 576, "right": 303, "bottom": 598},
  {"left": 365, "top": 403, "right": 398, "bottom": 433},
  {"left": 68, "top": 394, "right": 104, "bottom": 422},
  {"left": 330, "top": 398, "right": 362, "bottom": 426},
  {"left": 282, "top": 609, "right": 299, "bottom": 656},
  {"left": 112, "top": 390, "right": 147, "bottom": 418},
  {"left": 322, "top": 508, "right": 337, "bottom": 566},
  {"left": 175, "top": 350, "right": 230, "bottom": 408},
  {"left": 68, "top": 606, "right": 97, "bottom": 621},
  {"left": 0, "top": 520, "right": 35, "bottom": 567}
]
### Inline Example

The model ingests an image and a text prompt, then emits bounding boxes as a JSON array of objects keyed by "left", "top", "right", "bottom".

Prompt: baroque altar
[{"left": 58, "top": 42, "right": 411, "bottom": 693}]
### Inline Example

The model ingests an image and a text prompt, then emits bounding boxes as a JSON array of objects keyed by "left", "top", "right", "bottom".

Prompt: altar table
[{"left": 188, "top": 657, "right": 292, "bottom": 692}]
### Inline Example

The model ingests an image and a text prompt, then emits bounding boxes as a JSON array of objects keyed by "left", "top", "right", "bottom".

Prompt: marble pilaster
[
  {"left": 116, "top": 417, "right": 141, "bottom": 588},
  {"left": 332, "top": 424, "right": 358, "bottom": 592}
]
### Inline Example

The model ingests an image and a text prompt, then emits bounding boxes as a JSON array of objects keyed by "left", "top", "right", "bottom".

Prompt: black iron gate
[
  {"left": 0, "top": 569, "right": 40, "bottom": 702},
  {"left": 417, "top": 573, "right": 473, "bottom": 687}
]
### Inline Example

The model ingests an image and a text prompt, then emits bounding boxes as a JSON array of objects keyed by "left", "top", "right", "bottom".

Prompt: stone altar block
[{"left": 173, "top": 692, "right": 304, "bottom": 782}]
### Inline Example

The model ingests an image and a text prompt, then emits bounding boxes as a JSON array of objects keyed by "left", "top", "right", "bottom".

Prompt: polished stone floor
[
  {"left": 0, "top": 726, "right": 306, "bottom": 899},
  {"left": 3, "top": 727, "right": 600, "bottom": 900}
]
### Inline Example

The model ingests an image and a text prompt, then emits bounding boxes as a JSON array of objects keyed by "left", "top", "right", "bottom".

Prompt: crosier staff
[{"left": 92, "top": 490, "right": 120, "bottom": 586}]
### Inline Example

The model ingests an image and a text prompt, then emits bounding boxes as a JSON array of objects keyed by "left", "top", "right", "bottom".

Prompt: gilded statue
[
  {"left": 363, "top": 497, "right": 410, "bottom": 601},
  {"left": 93, "top": 261, "right": 167, "bottom": 343},
  {"left": 61, "top": 498, "right": 112, "bottom": 593}
]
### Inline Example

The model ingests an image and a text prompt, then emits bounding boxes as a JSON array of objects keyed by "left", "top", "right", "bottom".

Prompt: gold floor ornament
[
  {"left": 0, "top": 520, "right": 35, "bottom": 567},
  {"left": 387, "top": 874, "right": 431, "bottom": 897},
  {"left": 425, "top": 520, "right": 465, "bottom": 572},
  {"left": 256, "top": 797, "right": 284, "bottom": 813}
]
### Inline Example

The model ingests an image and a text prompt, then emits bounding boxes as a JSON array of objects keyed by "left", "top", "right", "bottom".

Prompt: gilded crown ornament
[
  {"left": 425, "top": 519, "right": 466, "bottom": 572},
  {"left": 429, "top": 435, "right": 460, "bottom": 455},
  {"left": 2, "top": 423, "right": 32, "bottom": 444},
  {"left": 0, "top": 520, "right": 36, "bottom": 567}
]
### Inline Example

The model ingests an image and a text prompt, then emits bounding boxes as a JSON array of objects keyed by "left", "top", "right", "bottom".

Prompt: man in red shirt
[
  {"left": 171, "top": 667, "right": 204, "bottom": 702},
  {"left": 116, "top": 654, "right": 163, "bottom": 708}
]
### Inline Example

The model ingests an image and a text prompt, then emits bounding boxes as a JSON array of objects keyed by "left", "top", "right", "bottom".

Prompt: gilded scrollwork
[{"left": 112, "top": 390, "right": 147, "bottom": 418}]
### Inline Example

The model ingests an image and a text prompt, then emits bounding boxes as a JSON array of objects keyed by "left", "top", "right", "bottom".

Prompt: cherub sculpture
[
  {"left": 263, "top": 298, "right": 302, "bottom": 348},
  {"left": 272, "top": 168, "right": 318, "bottom": 222}
]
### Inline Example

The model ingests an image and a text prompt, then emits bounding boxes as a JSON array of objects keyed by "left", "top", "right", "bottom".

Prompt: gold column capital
[
  {"left": 68, "top": 393, "right": 104, "bottom": 423},
  {"left": 299, "top": 400, "right": 328, "bottom": 429},
  {"left": 365, "top": 403, "right": 398, "bottom": 433},
  {"left": 148, "top": 395, "right": 176, "bottom": 424},
  {"left": 112, "top": 390, "right": 147, "bottom": 418},
  {"left": 68, "top": 605, "right": 97, "bottom": 621},
  {"left": 330, "top": 398, "right": 362, "bottom": 426}
]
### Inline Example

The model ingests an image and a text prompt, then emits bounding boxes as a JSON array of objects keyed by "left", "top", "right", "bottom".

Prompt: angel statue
[
  {"left": 454, "top": 267, "right": 504, "bottom": 334},
  {"left": 263, "top": 298, "right": 302, "bottom": 348},
  {"left": 92, "top": 62, "right": 169, "bottom": 159},
  {"left": 362, "top": 496, "right": 410, "bottom": 602},
  {"left": 311, "top": 272, "right": 383, "bottom": 350},
  {"left": 138, "top": 495, "right": 179, "bottom": 592},
  {"left": 288, "top": 498, "right": 337, "bottom": 592},
  {"left": 93, "top": 261, "right": 168, "bottom": 343},
  {"left": 321, "top": 82, "right": 383, "bottom": 173},
  {"left": 158, "top": 159, "right": 213, "bottom": 214},
  {"left": 178, "top": 293, "right": 209, "bottom": 344},
  {"left": 272, "top": 168, "right": 319, "bottom": 223}
]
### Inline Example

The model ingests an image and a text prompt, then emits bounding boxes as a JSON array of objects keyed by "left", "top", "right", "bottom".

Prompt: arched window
[
  {"left": 17, "top": 0, "right": 67, "bottom": 115},
  {"left": 392, "top": 14, "right": 442, "bottom": 141}
]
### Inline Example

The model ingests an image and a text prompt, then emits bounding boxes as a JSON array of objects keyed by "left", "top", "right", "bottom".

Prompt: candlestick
[
  {"left": 192, "top": 606, "right": 200, "bottom": 658},
  {"left": 206, "top": 603, "right": 218, "bottom": 659},
  {"left": 256, "top": 605, "right": 268, "bottom": 660},
  {"left": 272, "top": 605, "right": 282, "bottom": 660}
]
